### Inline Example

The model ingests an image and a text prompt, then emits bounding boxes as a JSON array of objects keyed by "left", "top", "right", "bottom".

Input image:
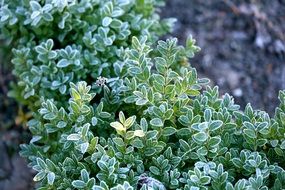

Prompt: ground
[
  {"left": 0, "top": 0, "right": 285, "bottom": 189},
  {"left": 161, "top": 0, "right": 285, "bottom": 115},
  {"left": 0, "top": 52, "right": 34, "bottom": 189}
]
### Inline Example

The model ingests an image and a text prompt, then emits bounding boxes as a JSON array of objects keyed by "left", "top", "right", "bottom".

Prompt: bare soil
[{"left": 162, "top": 0, "right": 285, "bottom": 115}]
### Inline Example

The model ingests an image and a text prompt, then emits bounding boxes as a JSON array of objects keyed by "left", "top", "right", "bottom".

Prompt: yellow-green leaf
[
  {"left": 134, "top": 130, "right": 145, "bottom": 137},
  {"left": 110, "top": 121, "right": 125, "bottom": 131}
]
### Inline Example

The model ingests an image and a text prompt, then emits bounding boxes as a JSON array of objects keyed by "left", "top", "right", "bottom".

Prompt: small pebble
[{"left": 233, "top": 88, "right": 243, "bottom": 97}]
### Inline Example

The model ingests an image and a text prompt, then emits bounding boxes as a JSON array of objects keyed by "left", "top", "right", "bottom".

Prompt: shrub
[
  {"left": 3, "top": 1, "right": 285, "bottom": 190},
  {"left": 0, "top": 0, "right": 174, "bottom": 111},
  {"left": 20, "top": 36, "right": 285, "bottom": 189}
]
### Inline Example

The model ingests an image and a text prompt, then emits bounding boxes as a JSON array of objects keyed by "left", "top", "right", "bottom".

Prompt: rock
[{"left": 233, "top": 88, "right": 243, "bottom": 97}]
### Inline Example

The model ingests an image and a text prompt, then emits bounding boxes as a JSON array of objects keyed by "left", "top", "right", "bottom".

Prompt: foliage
[
  {"left": 2, "top": 0, "right": 285, "bottom": 189},
  {"left": 19, "top": 37, "right": 285, "bottom": 189},
  {"left": 0, "top": 0, "right": 174, "bottom": 111}
]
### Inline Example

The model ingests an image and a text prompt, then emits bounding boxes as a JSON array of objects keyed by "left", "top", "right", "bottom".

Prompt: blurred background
[
  {"left": 0, "top": 0, "right": 285, "bottom": 189},
  {"left": 162, "top": 0, "right": 285, "bottom": 115}
]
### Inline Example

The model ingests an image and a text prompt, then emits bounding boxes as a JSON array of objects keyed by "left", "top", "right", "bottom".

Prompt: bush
[
  {"left": 2, "top": 1, "right": 285, "bottom": 190},
  {"left": 0, "top": 0, "right": 174, "bottom": 111},
  {"left": 20, "top": 36, "right": 285, "bottom": 189}
]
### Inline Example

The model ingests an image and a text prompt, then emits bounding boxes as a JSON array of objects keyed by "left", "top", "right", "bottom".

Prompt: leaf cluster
[
  {"left": 0, "top": 0, "right": 174, "bottom": 110},
  {"left": 2, "top": 1, "right": 285, "bottom": 190},
  {"left": 20, "top": 37, "right": 285, "bottom": 189}
]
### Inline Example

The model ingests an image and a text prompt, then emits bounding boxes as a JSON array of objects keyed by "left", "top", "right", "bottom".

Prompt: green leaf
[
  {"left": 131, "top": 139, "right": 144, "bottom": 148},
  {"left": 226, "top": 183, "right": 234, "bottom": 190},
  {"left": 145, "top": 148, "right": 156, "bottom": 156},
  {"left": 72, "top": 180, "right": 86, "bottom": 189},
  {"left": 57, "top": 121, "right": 67, "bottom": 128},
  {"left": 209, "top": 120, "right": 223, "bottom": 131},
  {"left": 146, "top": 130, "right": 158, "bottom": 139},
  {"left": 57, "top": 59, "right": 70, "bottom": 68},
  {"left": 97, "top": 160, "right": 109, "bottom": 171},
  {"left": 30, "top": 1, "right": 41, "bottom": 11},
  {"left": 47, "top": 172, "right": 55, "bottom": 185},
  {"left": 204, "top": 109, "right": 212, "bottom": 122},
  {"left": 42, "top": 13, "right": 53, "bottom": 22},
  {"left": 244, "top": 129, "right": 256, "bottom": 139},
  {"left": 126, "top": 131, "right": 135, "bottom": 140},
  {"left": 124, "top": 116, "right": 136, "bottom": 128},
  {"left": 119, "top": 111, "right": 125, "bottom": 123},
  {"left": 33, "top": 171, "right": 46, "bottom": 182},
  {"left": 110, "top": 19, "right": 122, "bottom": 28},
  {"left": 150, "top": 166, "right": 160, "bottom": 175},
  {"left": 80, "top": 142, "right": 89, "bottom": 154},
  {"left": 257, "top": 139, "right": 267, "bottom": 147},
  {"left": 113, "top": 137, "right": 125, "bottom": 147},
  {"left": 112, "top": 8, "right": 124, "bottom": 17},
  {"left": 200, "top": 176, "right": 211, "bottom": 185},
  {"left": 37, "top": 158, "right": 47, "bottom": 169},
  {"left": 92, "top": 117, "right": 98, "bottom": 126},
  {"left": 208, "top": 136, "right": 221, "bottom": 148},
  {"left": 82, "top": 123, "right": 90, "bottom": 137},
  {"left": 193, "top": 132, "right": 208, "bottom": 143},
  {"left": 136, "top": 98, "right": 148, "bottom": 106},
  {"left": 232, "top": 158, "right": 243, "bottom": 168},
  {"left": 177, "top": 128, "right": 191, "bottom": 136},
  {"left": 67, "top": 134, "right": 81, "bottom": 141},
  {"left": 46, "top": 159, "right": 56, "bottom": 171},
  {"left": 165, "top": 109, "right": 174, "bottom": 119},
  {"left": 81, "top": 169, "right": 89, "bottom": 182},
  {"left": 88, "top": 137, "right": 98, "bottom": 152},
  {"left": 179, "top": 139, "right": 190, "bottom": 151},
  {"left": 165, "top": 85, "right": 175, "bottom": 95},
  {"left": 71, "top": 88, "right": 81, "bottom": 101},
  {"left": 162, "top": 127, "right": 176, "bottom": 136},
  {"left": 124, "top": 95, "right": 137, "bottom": 103},
  {"left": 150, "top": 118, "right": 163, "bottom": 127},
  {"left": 102, "top": 17, "right": 112, "bottom": 27},
  {"left": 197, "top": 146, "right": 208, "bottom": 156}
]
